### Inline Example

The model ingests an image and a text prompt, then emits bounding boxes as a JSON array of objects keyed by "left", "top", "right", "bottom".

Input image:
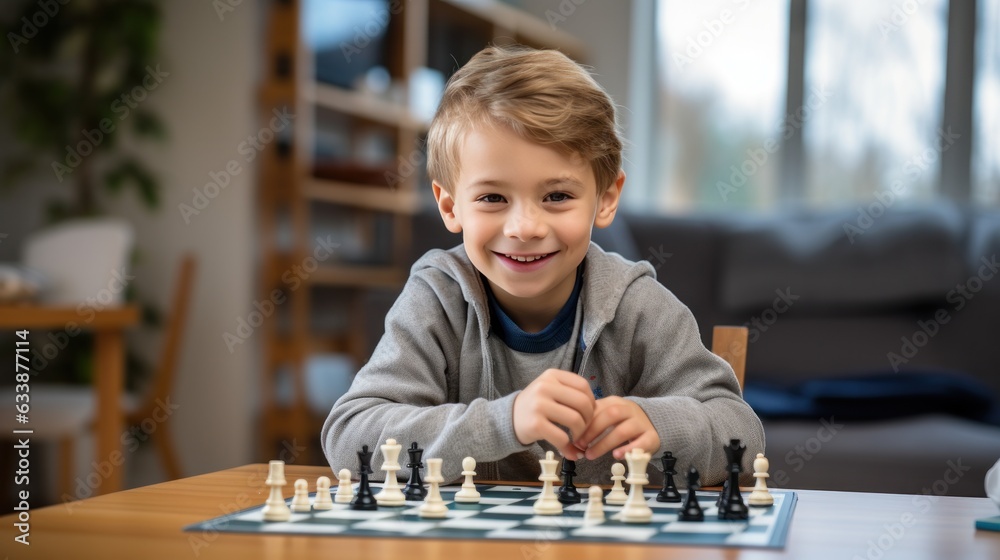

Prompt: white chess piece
[
  {"left": 748, "top": 453, "right": 774, "bottom": 507},
  {"left": 262, "top": 460, "right": 291, "bottom": 521},
  {"left": 533, "top": 451, "right": 563, "bottom": 515},
  {"left": 620, "top": 448, "right": 653, "bottom": 523},
  {"left": 454, "top": 457, "right": 481, "bottom": 503},
  {"left": 419, "top": 458, "right": 449, "bottom": 518},
  {"left": 291, "top": 478, "right": 312, "bottom": 512},
  {"left": 375, "top": 438, "right": 407, "bottom": 506},
  {"left": 987, "top": 458, "right": 1000, "bottom": 511},
  {"left": 584, "top": 485, "right": 605, "bottom": 525},
  {"left": 605, "top": 462, "right": 628, "bottom": 505},
  {"left": 313, "top": 476, "right": 334, "bottom": 510},
  {"left": 335, "top": 468, "right": 354, "bottom": 504}
]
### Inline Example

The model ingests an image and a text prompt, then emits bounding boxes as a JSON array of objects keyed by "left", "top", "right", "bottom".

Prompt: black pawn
[
  {"left": 351, "top": 445, "right": 378, "bottom": 510},
  {"left": 557, "top": 458, "right": 581, "bottom": 504},
  {"left": 719, "top": 439, "right": 748, "bottom": 520},
  {"left": 678, "top": 467, "right": 704, "bottom": 522},
  {"left": 403, "top": 442, "right": 427, "bottom": 501},
  {"left": 656, "top": 451, "right": 682, "bottom": 502}
]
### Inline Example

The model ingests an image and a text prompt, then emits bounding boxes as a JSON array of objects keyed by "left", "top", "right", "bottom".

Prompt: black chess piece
[
  {"left": 558, "top": 458, "right": 581, "bottom": 504},
  {"left": 351, "top": 444, "right": 378, "bottom": 510},
  {"left": 678, "top": 467, "right": 704, "bottom": 521},
  {"left": 656, "top": 451, "right": 682, "bottom": 502},
  {"left": 403, "top": 442, "right": 427, "bottom": 501},
  {"left": 719, "top": 439, "right": 748, "bottom": 520},
  {"left": 717, "top": 478, "right": 730, "bottom": 509}
]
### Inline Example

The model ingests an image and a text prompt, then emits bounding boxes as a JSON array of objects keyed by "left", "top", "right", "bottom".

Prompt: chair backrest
[
  {"left": 136, "top": 255, "right": 197, "bottom": 416},
  {"left": 23, "top": 219, "right": 133, "bottom": 305},
  {"left": 712, "top": 325, "right": 748, "bottom": 390}
]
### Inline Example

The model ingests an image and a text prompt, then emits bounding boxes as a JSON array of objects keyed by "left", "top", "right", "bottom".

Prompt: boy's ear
[
  {"left": 594, "top": 170, "right": 625, "bottom": 229},
  {"left": 433, "top": 182, "right": 463, "bottom": 233}
]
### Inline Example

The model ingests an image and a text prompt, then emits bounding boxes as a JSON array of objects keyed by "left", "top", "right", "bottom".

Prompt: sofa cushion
[
  {"left": 744, "top": 370, "right": 1000, "bottom": 425},
  {"left": 763, "top": 414, "right": 1000, "bottom": 496},
  {"left": 719, "top": 205, "right": 968, "bottom": 311}
]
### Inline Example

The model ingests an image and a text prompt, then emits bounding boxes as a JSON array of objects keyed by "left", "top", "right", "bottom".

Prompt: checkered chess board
[{"left": 185, "top": 483, "right": 796, "bottom": 549}]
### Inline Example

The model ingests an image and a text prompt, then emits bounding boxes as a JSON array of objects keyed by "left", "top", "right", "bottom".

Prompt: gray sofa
[{"left": 383, "top": 203, "right": 1000, "bottom": 497}]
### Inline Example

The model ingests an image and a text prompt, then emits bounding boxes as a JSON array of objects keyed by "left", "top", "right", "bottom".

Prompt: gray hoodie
[{"left": 322, "top": 243, "right": 765, "bottom": 486}]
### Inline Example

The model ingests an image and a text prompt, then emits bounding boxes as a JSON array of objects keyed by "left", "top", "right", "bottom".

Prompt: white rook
[{"left": 262, "top": 460, "right": 291, "bottom": 521}]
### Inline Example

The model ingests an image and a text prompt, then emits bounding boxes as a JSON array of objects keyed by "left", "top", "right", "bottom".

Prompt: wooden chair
[
  {"left": 712, "top": 326, "right": 748, "bottom": 390},
  {"left": 123, "top": 254, "right": 196, "bottom": 480},
  {"left": 55, "top": 254, "right": 196, "bottom": 494}
]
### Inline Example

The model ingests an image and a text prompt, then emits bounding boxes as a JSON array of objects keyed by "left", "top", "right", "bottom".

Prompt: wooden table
[
  {"left": 0, "top": 305, "right": 139, "bottom": 495},
  {"left": 2, "top": 463, "right": 997, "bottom": 559}
]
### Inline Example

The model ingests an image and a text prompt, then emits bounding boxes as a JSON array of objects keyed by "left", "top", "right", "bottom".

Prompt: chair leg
[
  {"left": 58, "top": 437, "right": 74, "bottom": 500},
  {"left": 154, "top": 423, "right": 183, "bottom": 481}
]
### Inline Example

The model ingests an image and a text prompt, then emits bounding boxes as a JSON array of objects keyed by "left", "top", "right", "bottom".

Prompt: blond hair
[{"left": 426, "top": 45, "right": 622, "bottom": 194}]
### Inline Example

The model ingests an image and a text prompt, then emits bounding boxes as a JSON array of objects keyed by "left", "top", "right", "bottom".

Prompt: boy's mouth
[
  {"left": 501, "top": 252, "right": 551, "bottom": 263},
  {"left": 494, "top": 251, "right": 557, "bottom": 269}
]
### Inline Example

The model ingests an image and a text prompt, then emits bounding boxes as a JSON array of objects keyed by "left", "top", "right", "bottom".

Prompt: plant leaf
[
  {"left": 102, "top": 158, "right": 160, "bottom": 209},
  {"left": 132, "top": 110, "right": 167, "bottom": 141}
]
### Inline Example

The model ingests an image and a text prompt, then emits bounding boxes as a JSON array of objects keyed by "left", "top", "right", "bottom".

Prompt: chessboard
[{"left": 185, "top": 482, "right": 797, "bottom": 549}]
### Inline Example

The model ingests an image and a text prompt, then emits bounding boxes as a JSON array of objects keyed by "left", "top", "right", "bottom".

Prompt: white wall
[{"left": 103, "top": 0, "right": 261, "bottom": 478}]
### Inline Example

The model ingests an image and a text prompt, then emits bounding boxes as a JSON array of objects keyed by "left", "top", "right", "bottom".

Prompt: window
[
  {"left": 642, "top": 0, "right": 991, "bottom": 213},
  {"left": 804, "top": 0, "right": 948, "bottom": 207},
  {"left": 654, "top": 0, "right": 789, "bottom": 212}
]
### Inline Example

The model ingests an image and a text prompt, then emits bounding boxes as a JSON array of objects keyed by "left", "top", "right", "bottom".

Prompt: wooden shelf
[
  {"left": 304, "top": 83, "right": 429, "bottom": 131},
  {"left": 303, "top": 178, "right": 420, "bottom": 214},
  {"left": 310, "top": 264, "right": 406, "bottom": 289},
  {"left": 271, "top": 333, "right": 352, "bottom": 363}
]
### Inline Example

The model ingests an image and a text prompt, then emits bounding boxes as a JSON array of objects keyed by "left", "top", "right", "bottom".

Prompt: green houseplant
[{"left": 1, "top": 0, "right": 165, "bottom": 219}]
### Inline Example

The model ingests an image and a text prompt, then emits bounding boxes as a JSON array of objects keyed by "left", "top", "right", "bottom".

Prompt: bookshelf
[{"left": 257, "top": 0, "right": 585, "bottom": 462}]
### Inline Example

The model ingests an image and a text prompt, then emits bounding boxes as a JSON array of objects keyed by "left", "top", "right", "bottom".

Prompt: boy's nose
[{"left": 504, "top": 204, "right": 547, "bottom": 241}]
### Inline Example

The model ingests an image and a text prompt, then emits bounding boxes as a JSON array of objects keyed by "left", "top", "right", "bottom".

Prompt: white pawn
[
  {"left": 605, "top": 462, "right": 628, "bottom": 505},
  {"left": 748, "top": 452, "right": 774, "bottom": 507},
  {"left": 584, "top": 485, "right": 605, "bottom": 525},
  {"left": 533, "top": 451, "right": 563, "bottom": 515},
  {"left": 291, "top": 478, "right": 311, "bottom": 512},
  {"left": 419, "top": 458, "right": 448, "bottom": 518},
  {"left": 454, "top": 457, "right": 481, "bottom": 503},
  {"left": 335, "top": 468, "right": 354, "bottom": 504},
  {"left": 313, "top": 476, "right": 334, "bottom": 510},
  {"left": 262, "top": 460, "right": 291, "bottom": 522},
  {"left": 375, "top": 438, "right": 407, "bottom": 506},
  {"left": 620, "top": 448, "right": 653, "bottom": 523}
]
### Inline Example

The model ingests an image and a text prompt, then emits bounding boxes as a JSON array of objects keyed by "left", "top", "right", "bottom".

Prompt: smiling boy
[{"left": 322, "top": 46, "right": 764, "bottom": 485}]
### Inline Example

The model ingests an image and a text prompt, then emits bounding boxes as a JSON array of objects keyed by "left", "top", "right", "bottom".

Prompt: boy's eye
[
  {"left": 477, "top": 194, "right": 506, "bottom": 203},
  {"left": 546, "top": 192, "right": 572, "bottom": 202}
]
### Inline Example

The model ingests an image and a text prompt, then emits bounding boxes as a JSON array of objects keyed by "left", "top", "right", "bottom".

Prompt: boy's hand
[
  {"left": 513, "top": 368, "right": 596, "bottom": 460},
  {"left": 573, "top": 397, "right": 660, "bottom": 461}
]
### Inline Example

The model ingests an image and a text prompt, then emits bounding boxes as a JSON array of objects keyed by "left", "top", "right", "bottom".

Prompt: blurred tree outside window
[
  {"left": 804, "top": 0, "right": 947, "bottom": 208},
  {"left": 655, "top": 0, "right": 789, "bottom": 212}
]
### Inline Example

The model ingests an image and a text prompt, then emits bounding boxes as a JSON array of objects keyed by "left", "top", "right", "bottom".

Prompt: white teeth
[{"left": 503, "top": 253, "right": 549, "bottom": 263}]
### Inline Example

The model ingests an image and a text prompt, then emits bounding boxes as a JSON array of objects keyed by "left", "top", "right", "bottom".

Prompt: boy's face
[{"left": 433, "top": 124, "right": 623, "bottom": 326}]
